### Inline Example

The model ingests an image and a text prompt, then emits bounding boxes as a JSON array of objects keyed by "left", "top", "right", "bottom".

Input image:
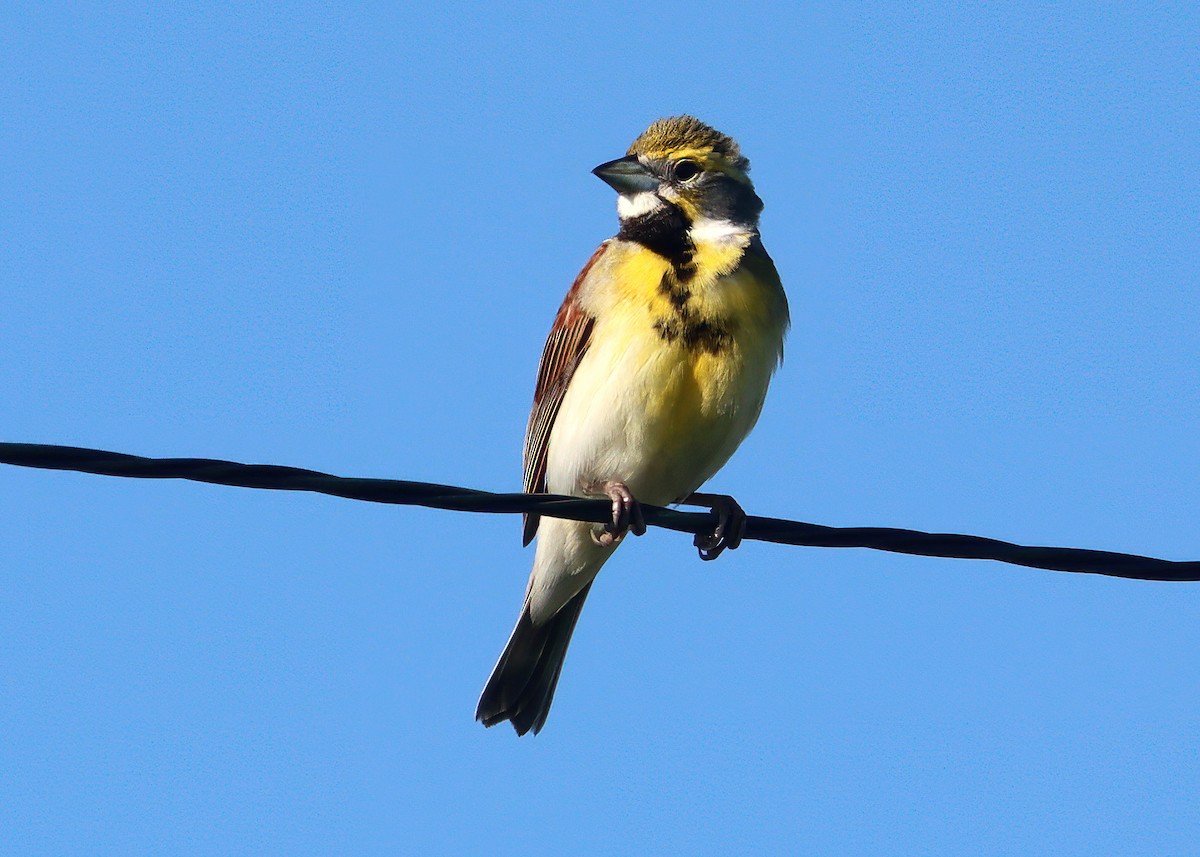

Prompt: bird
[{"left": 475, "top": 116, "right": 790, "bottom": 735}]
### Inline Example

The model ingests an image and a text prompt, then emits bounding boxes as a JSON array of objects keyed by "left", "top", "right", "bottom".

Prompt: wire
[{"left": 2, "top": 442, "right": 1196, "bottom": 581}]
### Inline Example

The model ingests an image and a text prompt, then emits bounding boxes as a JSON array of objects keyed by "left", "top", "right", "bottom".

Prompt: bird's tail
[{"left": 475, "top": 581, "right": 593, "bottom": 736}]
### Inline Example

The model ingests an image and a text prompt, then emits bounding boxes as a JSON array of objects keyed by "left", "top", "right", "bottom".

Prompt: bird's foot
[
  {"left": 685, "top": 492, "right": 747, "bottom": 561},
  {"left": 587, "top": 480, "right": 647, "bottom": 547}
]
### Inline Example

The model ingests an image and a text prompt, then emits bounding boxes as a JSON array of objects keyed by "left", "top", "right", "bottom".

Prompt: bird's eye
[{"left": 674, "top": 160, "right": 701, "bottom": 182}]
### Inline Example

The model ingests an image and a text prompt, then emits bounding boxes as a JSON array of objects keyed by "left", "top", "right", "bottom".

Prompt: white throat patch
[{"left": 617, "top": 192, "right": 664, "bottom": 220}]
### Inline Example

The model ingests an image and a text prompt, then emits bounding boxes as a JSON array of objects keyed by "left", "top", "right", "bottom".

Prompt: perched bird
[{"left": 476, "top": 116, "right": 790, "bottom": 735}]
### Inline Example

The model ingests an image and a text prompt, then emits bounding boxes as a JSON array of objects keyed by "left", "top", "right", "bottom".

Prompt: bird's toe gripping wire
[
  {"left": 685, "top": 492, "right": 747, "bottom": 561},
  {"left": 588, "top": 480, "right": 648, "bottom": 547}
]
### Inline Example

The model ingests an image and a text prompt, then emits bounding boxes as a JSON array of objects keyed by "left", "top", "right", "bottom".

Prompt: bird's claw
[
  {"left": 588, "top": 480, "right": 647, "bottom": 547},
  {"left": 687, "top": 492, "right": 747, "bottom": 561}
]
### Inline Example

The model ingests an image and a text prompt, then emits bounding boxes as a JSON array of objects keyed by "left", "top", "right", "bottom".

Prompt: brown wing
[{"left": 521, "top": 243, "right": 608, "bottom": 545}]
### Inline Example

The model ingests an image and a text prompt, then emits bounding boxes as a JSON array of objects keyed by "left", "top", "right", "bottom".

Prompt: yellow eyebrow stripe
[{"left": 659, "top": 147, "right": 752, "bottom": 185}]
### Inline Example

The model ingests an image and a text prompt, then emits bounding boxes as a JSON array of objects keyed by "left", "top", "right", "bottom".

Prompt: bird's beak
[{"left": 592, "top": 155, "right": 658, "bottom": 194}]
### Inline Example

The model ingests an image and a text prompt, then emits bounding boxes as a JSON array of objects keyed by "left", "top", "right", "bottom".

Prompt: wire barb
[{"left": 1, "top": 442, "right": 1196, "bottom": 582}]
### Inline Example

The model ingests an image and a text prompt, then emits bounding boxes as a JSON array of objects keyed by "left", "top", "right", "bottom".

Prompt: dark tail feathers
[{"left": 475, "top": 582, "right": 593, "bottom": 736}]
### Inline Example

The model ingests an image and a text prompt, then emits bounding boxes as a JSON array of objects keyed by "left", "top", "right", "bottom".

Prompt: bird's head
[{"left": 593, "top": 116, "right": 763, "bottom": 235}]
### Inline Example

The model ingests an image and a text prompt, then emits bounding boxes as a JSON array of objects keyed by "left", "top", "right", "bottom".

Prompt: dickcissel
[{"left": 476, "top": 116, "right": 789, "bottom": 735}]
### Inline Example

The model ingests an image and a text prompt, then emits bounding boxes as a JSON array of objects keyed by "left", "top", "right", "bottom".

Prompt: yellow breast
[
  {"left": 567, "top": 237, "right": 788, "bottom": 502},
  {"left": 589, "top": 238, "right": 784, "bottom": 409}
]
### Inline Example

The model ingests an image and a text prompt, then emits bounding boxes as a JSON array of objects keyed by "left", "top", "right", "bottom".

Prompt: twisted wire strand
[{"left": 1, "top": 442, "right": 1196, "bottom": 582}]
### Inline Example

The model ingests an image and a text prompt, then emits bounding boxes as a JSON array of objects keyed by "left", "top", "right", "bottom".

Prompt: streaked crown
[{"left": 627, "top": 116, "right": 750, "bottom": 174}]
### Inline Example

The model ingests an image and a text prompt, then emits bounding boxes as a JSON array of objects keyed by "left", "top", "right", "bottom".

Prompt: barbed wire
[{"left": 1, "top": 442, "right": 1196, "bottom": 582}]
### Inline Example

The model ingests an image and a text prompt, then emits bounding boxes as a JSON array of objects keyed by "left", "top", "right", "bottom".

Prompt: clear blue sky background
[{"left": 2, "top": 3, "right": 1198, "bottom": 854}]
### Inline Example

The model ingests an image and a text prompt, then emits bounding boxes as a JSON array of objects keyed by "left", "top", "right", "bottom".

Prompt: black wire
[{"left": 2, "top": 442, "right": 1196, "bottom": 581}]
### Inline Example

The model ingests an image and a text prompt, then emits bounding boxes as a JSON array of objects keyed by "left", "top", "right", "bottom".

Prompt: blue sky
[{"left": 2, "top": 2, "right": 1198, "bottom": 854}]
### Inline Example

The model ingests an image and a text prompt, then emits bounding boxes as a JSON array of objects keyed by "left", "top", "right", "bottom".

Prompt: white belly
[
  {"left": 525, "top": 323, "right": 774, "bottom": 623},
  {"left": 524, "top": 241, "right": 787, "bottom": 623},
  {"left": 545, "top": 320, "right": 773, "bottom": 506}
]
